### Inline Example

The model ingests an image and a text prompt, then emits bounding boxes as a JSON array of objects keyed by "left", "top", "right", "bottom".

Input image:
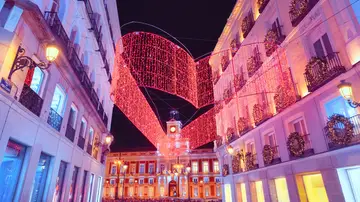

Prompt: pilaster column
[{"left": 321, "top": 169, "right": 346, "bottom": 202}]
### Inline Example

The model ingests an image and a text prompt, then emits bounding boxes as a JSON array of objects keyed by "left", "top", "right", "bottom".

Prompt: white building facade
[
  {"left": 0, "top": 0, "right": 120, "bottom": 201},
  {"left": 211, "top": 0, "right": 360, "bottom": 202}
]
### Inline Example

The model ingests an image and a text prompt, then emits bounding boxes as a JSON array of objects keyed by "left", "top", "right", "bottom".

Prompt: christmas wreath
[
  {"left": 289, "top": 0, "right": 308, "bottom": 22},
  {"left": 262, "top": 144, "right": 274, "bottom": 165},
  {"left": 264, "top": 29, "right": 278, "bottom": 57},
  {"left": 238, "top": 117, "right": 251, "bottom": 135},
  {"left": 304, "top": 57, "right": 328, "bottom": 88},
  {"left": 326, "top": 114, "right": 354, "bottom": 145},
  {"left": 253, "top": 104, "right": 265, "bottom": 125},
  {"left": 245, "top": 152, "right": 256, "bottom": 171},
  {"left": 287, "top": 132, "right": 305, "bottom": 157}
]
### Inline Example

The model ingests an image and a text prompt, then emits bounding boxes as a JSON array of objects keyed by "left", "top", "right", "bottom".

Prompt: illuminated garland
[
  {"left": 289, "top": 0, "right": 308, "bottom": 22},
  {"left": 213, "top": 70, "right": 221, "bottom": 85},
  {"left": 253, "top": 104, "right": 271, "bottom": 126},
  {"left": 222, "top": 164, "right": 229, "bottom": 176},
  {"left": 230, "top": 38, "right": 240, "bottom": 56},
  {"left": 221, "top": 54, "right": 230, "bottom": 72},
  {"left": 237, "top": 117, "right": 251, "bottom": 135},
  {"left": 226, "top": 127, "right": 237, "bottom": 143},
  {"left": 223, "top": 86, "right": 233, "bottom": 104},
  {"left": 245, "top": 152, "right": 256, "bottom": 171},
  {"left": 262, "top": 145, "right": 274, "bottom": 165},
  {"left": 234, "top": 73, "right": 246, "bottom": 92},
  {"left": 264, "top": 29, "right": 278, "bottom": 57},
  {"left": 216, "top": 136, "right": 223, "bottom": 147},
  {"left": 287, "top": 132, "right": 305, "bottom": 157},
  {"left": 326, "top": 114, "right": 354, "bottom": 145},
  {"left": 247, "top": 56, "right": 257, "bottom": 77},
  {"left": 258, "top": 0, "right": 270, "bottom": 13},
  {"left": 274, "top": 84, "right": 296, "bottom": 113},
  {"left": 241, "top": 15, "right": 254, "bottom": 38},
  {"left": 304, "top": 57, "right": 328, "bottom": 90}
]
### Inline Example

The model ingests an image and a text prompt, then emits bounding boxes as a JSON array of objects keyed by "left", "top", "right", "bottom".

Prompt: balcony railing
[
  {"left": 290, "top": 0, "right": 320, "bottom": 27},
  {"left": 258, "top": 0, "right": 270, "bottom": 13},
  {"left": 44, "top": 12, "right": 108, "bottom": 127},
  {"left": 245, "top": 153, "right": 259, "bottom": 171},
  {"left": 47, "top": 108, "right": 63, "bottom": 131},
  {"left": 19, "top": 84, "right": 43, "bottom": 116},
  {"left": 265, "top": 146, "right": 282, "bottom": 166},
  {"left": 304, "top": 53, "right": 345, "bottom": 92},
  {"left": 65, "top": 124, "right": 76, "bottom": 142},
  {"left": 78, "top": 135, "right": 85, "bottom": 149},
  {"left": 87, "top": 144, "right": 93, "bottom": 155},
  {"left": 324, "top": 114, "right": 360, "bottom": 150}
]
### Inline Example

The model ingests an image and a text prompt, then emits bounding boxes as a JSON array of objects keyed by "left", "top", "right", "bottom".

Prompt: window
[
  {"left": 68, "top": 104, "right": 78, "bottom": 128},
  {"left": 149, "top": 178, "right": 154, "bottom": 184},
  {"left": 204, "top": 177, "right": 209, "bottom": 183},
  {"left": 203, "top": 161, "right": 209, "bottom": 173},
  {"left": 87, "top": 173, "right": 95, "bottom": 202},
  {"left": 130, "top": 164, "right": 136, "bottom": 173},
  {"left": 313, "top": 33, "right": 334, "bottom": 58},
  {"left": 264, "top": 132, "right": 276, "bottom": 147},
  {"left": 111, "top": 165, "right": 116, "bottom": 175},
  {"left": 0, "top": 141, "right": 26, "bottom": 201},
  {"left": 246, "top": 141, "right": 255, "bottom": 153},
  {"left": 129, "top": 186, "right": 134, "bottom": 197},
  {"left": 96, "top": 177, "right": 103, "bottom": 202},
  {"left": 30, "top": 67, "right": 45, "bottom": 94},
  {"left": 79, "top": 118, "right": 87, "bottom": 138},
  {"left": 30, "top": 153, "right": 51, "bottom": 202},
  {"left": 160, "top": 186, "right": 165, "bottom": 196},
  {"left": 205, "top": 186, "right": 210, "bottom": 197},
  {"left": 80, "top": 171, "right": 88, "bottom": 202},
  {"left": 302, "top": 174, "right": 329, "bottom": 202},
  {"left": 324, "top": 96, "right": 357, "bottom": 118},
  {"left": 344, "top": 167, "right": 360, "bottom": 201},
  {"left": 241, "top": 183, "right": 247, "bottom": 202},
  {"left": 54, "top": 161, "right": 67, "bottom": 202},
  {"left": 88, "top": 127, "right": 94, "bottom": 145},
  {"left": 110, "top": 179, "right": 115, "bottom": 185},
  {"left": 139, "top": 179, "right": 144, "bottom": 184},
  {"left": 119, "top": 179, "right": 124, "bottom": 184},
  {"left": 215, "top": 177, "right": 221, "bottom": 183},
  {"left": 139, "top": 164, "right": 145, "bottom": 174},
  {"left": 148, "top": 187, "right": 154, "bottom": 197},
  {"left": 139, "top": 186, "right": 143, "bottom": 197},
  {"left": 149, "top": 164, "right": 155, "bottom": 174},
  {"left": 193, "top": 177, "right": 198, "bottom": 183},
  {"left": 289, "top": 117, "right": 310, "bottom": 145},
  {"left": 50, "top": 85, "right": 66, "bottom": 115},
  {"left": 192, "top": 162, "right": 198, "bottom": 173},
  {"left": 213, "top": 161, "right": 220, "bottom": 173},
  {"left": 194, "top": 187, "right": 198, "bottom": 197},
  {"left": 216, "top": 186, "right": 221, "bottom": 197},
  {"left": 69, "top": 166, "right": 79, "bottom": 202},
  {"left": 160, "top": 164, "right": 165, "bottom": 172},
  {"left": 255, "top": 181, "right": 265, "bottom": 202}
]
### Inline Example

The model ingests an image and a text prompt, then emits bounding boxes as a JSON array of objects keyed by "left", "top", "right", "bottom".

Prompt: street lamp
[
  {"left": 226, "top": 145, "right": 234, "bottom": 155},
  {"left": 122, "top": 164, "right": 128, "bottom": 201},
  {"left": 8, "top": 44, "right": 59, "bottom": 80},
  {"left": 338, "top": 80, "right": 360, "bottom": 108},
  {"left": 105, "top": 134, "right": 113, "bottom": 145}
]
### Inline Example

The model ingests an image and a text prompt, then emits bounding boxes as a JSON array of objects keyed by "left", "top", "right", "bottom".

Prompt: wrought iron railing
[
  {"left": 65, "top": 124, "right": 76, "bottom": 142},
  {"left": 47, "top": 108, "right": 63, "bottom": 131},
  {"left": 44, "top": 12, "right": 108, "bottom": 127},
  {"left": 77, "top": 135, "right": 85, "bottom": 149},
  {"left": 324, "top": 114, "right": 360, "bottom": 150},
  {"left": 87, "top": 143, "right": 92, "bottom": 155},
  {"left": 19, "top": 84, "right": 43, "bottom": 116},
  {"left": 290, "top": 0, "right": 320, "bottom": 27},
  {"left": 304, "top": 53, "right": 345, "bottom": 92}
]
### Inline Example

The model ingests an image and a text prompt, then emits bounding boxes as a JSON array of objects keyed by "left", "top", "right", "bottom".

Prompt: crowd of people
[{"left": 102, "top": 198, "right": 222, "bottom": 202}]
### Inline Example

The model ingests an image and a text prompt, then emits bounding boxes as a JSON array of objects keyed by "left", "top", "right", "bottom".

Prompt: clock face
[{"left": 170, "top": 126, "right": 176, "bottom": 133}]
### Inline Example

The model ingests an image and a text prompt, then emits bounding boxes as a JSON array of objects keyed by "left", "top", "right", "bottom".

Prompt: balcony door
[
  {"left": 313, "top": 33, "right": 334, "bottom": 58},
  {"left": 27, "top": 67, "right": 45, "bottom": 95},
  {"left": 324, "top": 96, "right": 357, "bottom": 118}
]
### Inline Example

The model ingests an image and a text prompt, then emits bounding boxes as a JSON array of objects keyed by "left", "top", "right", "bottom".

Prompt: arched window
[
  {"left": 50, "top": 84, "right": 67, "bottom": 116},
  {"left": 30, "top": 67, "right": 45, "bottom": 95}
]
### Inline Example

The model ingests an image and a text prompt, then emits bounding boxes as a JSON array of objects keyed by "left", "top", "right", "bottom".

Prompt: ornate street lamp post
[
  {"left": 186, "top": 164, "right": 191, "bottom": 201},
  {"left": 122, "top": 164, "right": 128, "bottom": 202}
]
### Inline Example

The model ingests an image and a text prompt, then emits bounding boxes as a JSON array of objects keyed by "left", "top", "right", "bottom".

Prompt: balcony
[
  {"left": 263, "top": 146, "right": 281, "bottom": 166},
  {"left": 47, "top": 108, "right": 63, "bottom": 131},
  {"left": 19, "top": 84, "right": 43, "bottom": 116},
  {"left": 289, "top": 133, "right": 314, "bottom": 160},
  {"left": 87, "top": 143, "right": 93, "bottom": 155},
  {"left": 258, "top": 0, "right": 270, "bottom": 13},
  {"left": 245, "top": 153, "right": 259, "bottom": 171},
  {"left": 290, "top": 0, "right": 320, "bottom": 27},
  {"left": 44, "top": 12, "right": 108, "bottom": 127},
  {"left": 78, "top": 135, "right": 85, "bottom": 149},
  {"left": 324, "top": 114, "right": 360, "bottom": 150},
  {"left": 304, "top": 53, "right": 346, "bottom": 92},
  {"left": 234, "top": 73, "right": 246, "bottom": 92},
  {"left": 65, "top": 124, "right": 76, "bottom": 142},
  {"left": 241, "top": 11, "right": 255, "bottom": 38},
  {"left": 264, "top": 28, "right": 286, "bottom": 57},
  {"left": 247, "top": 48, "right": 263, "bottom": 78}
]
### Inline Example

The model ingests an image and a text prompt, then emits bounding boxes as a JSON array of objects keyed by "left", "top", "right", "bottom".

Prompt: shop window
[
  {"left": 205, "top": 186, "right": 210, "bottom": 197},
  {"left": 54, "top": 161, "right": 67, "bottom": 202},
  {"left": 30, "top": 153, "right": 51, "bottom": 202},
  {"left": 194, "top": 187, "right": 199, "bottom": 197},
  {"left": 0, "top": 140, "right": 26, "bottom": 201},
  {"left": 298, "top": 173, "right": 329, "bottom": 202},
  {"left": 160, "top": 186, "right": 165, "bottom": 196},
  {"left": 224, "top": 184, "right": 232, "bottom": 202},
  {"left": 274, "top": 178, "right": 290, "bottom": 202},
  {"left": 69, "top": 166, "right": 79, "bottom": 202},
  {"left": 241, "top": 183, "right": 247, "bottom": 202},
  {"left": 148, "top": 187, "right": 154, "bottom": 197},
  {"left": 338, "top": 166, "right": 360, "bottom": 202},
  {"left": 87, "top": 173, "right": 95, "bottom": 201},
  {"left": 216, "top": 185, "right": 221, "bottom": 197},
  {"left": 50, "top": 85, "right": 67, "bottom": 116},
  {"left": 255, "top": 181, "right": 265, "bottom": 202}
]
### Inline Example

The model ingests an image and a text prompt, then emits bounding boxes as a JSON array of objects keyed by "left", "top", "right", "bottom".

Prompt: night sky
[{"left": 110, "top": 0, "right": 236, "bottom": 152}]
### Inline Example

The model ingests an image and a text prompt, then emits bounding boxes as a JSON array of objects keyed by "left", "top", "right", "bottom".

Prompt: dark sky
[{"left": 110, "top": 0, "right": 236, "bottom": 152}]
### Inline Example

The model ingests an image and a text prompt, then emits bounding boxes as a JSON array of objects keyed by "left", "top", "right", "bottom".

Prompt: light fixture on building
[
  {"left": 123, "top": 164, "right": 128, "bottom": 170},
  {"left": 105, "top": 134, "right": 113, "bottom": 145},
  {"left": 170, "top": 126, "right": 176, "bottom": 133},
  {"left": 8, "top": 44, "right": 59, "bottom": 80},
  {"left": 338, "top": 80, "right": 360, "bottom": 108},
  {"left": 226, "top": 145, "right": 234, "bottom": 155}
]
